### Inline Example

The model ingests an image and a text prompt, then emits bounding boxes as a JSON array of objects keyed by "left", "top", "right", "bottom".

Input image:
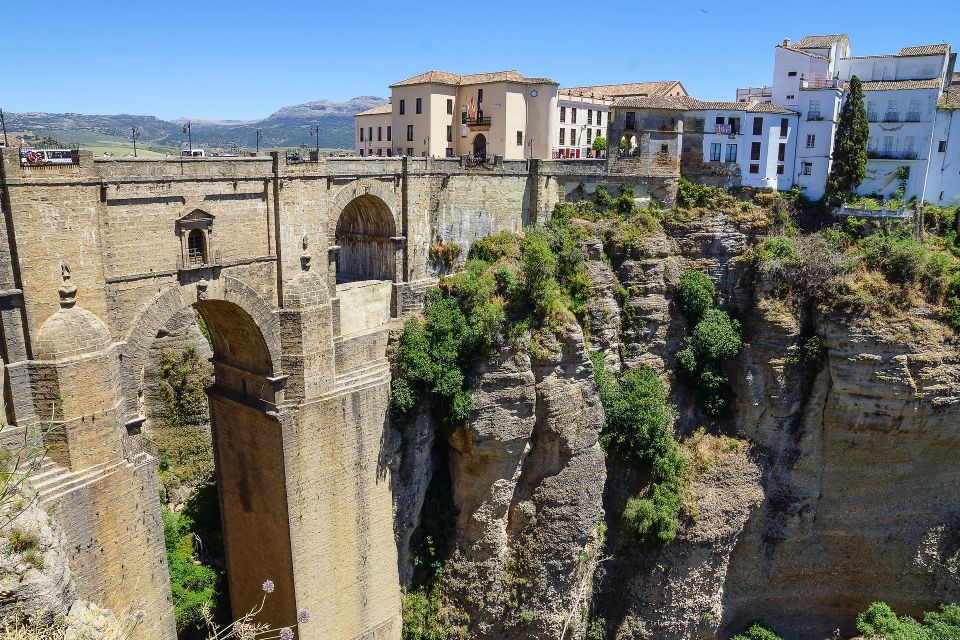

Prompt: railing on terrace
[
  {"left": 736, "top": 86, "right": 772, "bottom": 100},
  {"left": 867, "top": 150, "right": 918, "bottom": 160},
  {"left": 834, "top": 204, "right": 912, "bottom": 219},
  {"left": 883, "top": 112, "right": 900, "bottom": 122},
  {"left": 905, "top": 113, "right": 922, "bottom": 122},
  {"left": 463, "top": 116, "right": 492, "bottom": 127},
  {"left": 800, "top": 78, "right": 842, "bottom": 89},
  {"left": 807, "top": 113, "right": 825, "bottom": 121},
  {"left": 713, "top": 124, "right": 741, "bottom": 135}
]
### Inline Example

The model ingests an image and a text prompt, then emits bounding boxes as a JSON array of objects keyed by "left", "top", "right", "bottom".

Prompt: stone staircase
[
  {"left": 320, "top": 359, "right": 391, "bottom": 401},
  {"left": 31, "top": 457, "right": 126, "bottom": 506},
  {"left": 399, "top": 278, "right": 437, "bottom": 314}
]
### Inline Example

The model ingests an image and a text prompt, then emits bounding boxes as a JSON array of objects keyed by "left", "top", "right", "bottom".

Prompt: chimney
[{"left": 783, "top": 38, "right": 790, "bottom": 47}]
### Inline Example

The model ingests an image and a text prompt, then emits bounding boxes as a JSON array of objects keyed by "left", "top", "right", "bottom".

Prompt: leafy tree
[
  {"left": 163, "top": 508, "right": 218, "bottom": 632},
  {"left": 619, "top": 136, "right": 630, "bottom": 150},
  {"left": 674, "top": 269, "right": 716, "bottom": 323},
  {"left": 592, "top": 136, "right": 607, "bottom": 153},
  {"left": 826, "top": 75, "right": 870, "bottom": 205}
]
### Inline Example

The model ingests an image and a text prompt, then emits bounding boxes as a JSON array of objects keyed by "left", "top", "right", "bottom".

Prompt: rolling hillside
[{"left": 4, "top": 96, "right": 386, "bottom": 151}]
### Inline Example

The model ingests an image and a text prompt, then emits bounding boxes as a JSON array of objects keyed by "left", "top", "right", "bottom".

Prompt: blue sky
[{"left": 2, "top": 0, "right": 957, "bottom": 120}]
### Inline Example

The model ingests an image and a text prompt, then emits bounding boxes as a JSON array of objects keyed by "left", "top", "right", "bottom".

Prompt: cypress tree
[{"left": 825, "top": 75, "right": 870, "bottom": 205}]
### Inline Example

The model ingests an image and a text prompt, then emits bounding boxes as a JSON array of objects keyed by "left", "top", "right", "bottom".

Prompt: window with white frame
[
  {"left": 709, "top": 142, "right": 721, "bottom": 161},
  {"left": 806, "top": 134, "right": 816, "bottom": 148},
  {"left": 725, "top": 143, "right": 737, "bottom": 162},
  {"left": 808, "top": 98, "right": 821, "bottom": 119},
  {"left": 885, "top": 100, "right": 899, "bottom": 122},
  {"left": 866, "top": 100, "right": 877, "bottom": 121},
  {"left": 801, "top": 161, "right": 812, "bottom": 175},
  {"left": 907, "top": 99, "right": 921, "bottom": 121}
]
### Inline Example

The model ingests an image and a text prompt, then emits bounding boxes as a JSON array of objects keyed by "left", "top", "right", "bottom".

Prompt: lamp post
[
  {"left": 423, "top": 136, "right": 430, "bottom": 158},
  {"left": 182, "top": 121, "right": 192, "bottom": 154},
  {"left": 131, "top": 126, "right": 141, "bottom": 158},
  {"left": 310, "top": 125, "right": 320, "bottom": 158},
  {"left": 255, "top": 128, "right": 263, "bottom": 154}
]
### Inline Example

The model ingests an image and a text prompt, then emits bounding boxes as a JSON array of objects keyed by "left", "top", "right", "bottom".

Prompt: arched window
[{"left": 188, "top": 228, "right": 207, "bottom": 266}]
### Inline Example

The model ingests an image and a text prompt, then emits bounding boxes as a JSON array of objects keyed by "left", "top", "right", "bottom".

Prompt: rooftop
[
  {"left": 356, "top": 103, "right": 392, "bottom": 117},
  {"left": 779, "top": 46, "right": 828, "bottom": 60},
  {"left": 793, "top": 34, "right": 849, "bottom": 49},
  {"left": 612, "top": 96, "right": 796, "bottom": 114},
  {"left": 899, "top": 44, "right": 951, "bottom": 56},
  {"left": 561, "top": 80, "right": 687, "bottom": 99},
  {"left": 390, "top": 69, "right": 556, "bottom": 88},
  {"left": 848, "top": 79, "right": 943, "bottom": 91},
  {"left": 939, "top": 90, "right": 960, "bottom": 110}
]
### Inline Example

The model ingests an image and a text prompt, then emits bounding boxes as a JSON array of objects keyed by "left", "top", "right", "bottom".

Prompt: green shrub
[
  {"left": 593, "top": 358, "right": 687, "bottom": 548},
  {"left": 6, "top": 528, "right": 38, "bottom": 554},
  {"left": 689, "top": 309, "right": 742, "bottom": 361},
  {"left": 787, "top": 335, "right": 825, "bottom": 365},
  {"left": 856, "top": 602, "right": 928, "bottom": 640},
  {"left": 674, "top": 270, "right": 716, "bottom": 322},
  {"left": 163, "top": 507, "right": 218, "bottom": 632},
  {"left": 585, "top": 617, "right": 606, "bottom": 640},
  {"left": 402, "top": 582, "right": 468, "bottom": 640},
  {"left": 922, "top": 603, "right": 960, "bottom": 639},
  {"left": 731, "top": 621, "right": 784, "bottom": 640}
]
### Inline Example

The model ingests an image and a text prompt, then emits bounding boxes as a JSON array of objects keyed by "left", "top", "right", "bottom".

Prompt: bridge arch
[
  {"left": 334, "top": 194, "right": 397, "bottom": 282},
  {"left": 120, "top": 278, "right": 296, "bottom": 630}
]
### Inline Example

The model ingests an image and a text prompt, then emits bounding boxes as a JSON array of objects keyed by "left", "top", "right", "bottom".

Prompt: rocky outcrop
[
  {"left": 597, "top": 437, "right": 764, "bottom": 639},
  {"left": 0, "top": 498, "right": 74, "bottom": 623},
  {"left": 721, "top": 306, "right": 960, "bottom": 639},
  {"left": 442, "top": 322, "right": 607, "bottom": 639}
]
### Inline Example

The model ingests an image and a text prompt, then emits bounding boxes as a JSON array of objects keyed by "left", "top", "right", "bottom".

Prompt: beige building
[
  {"left": 355, "top": 70, "right": 559, "bottom": 160},
  {"left": 555, "top": 81, "right": 689, "bottom": 158}
]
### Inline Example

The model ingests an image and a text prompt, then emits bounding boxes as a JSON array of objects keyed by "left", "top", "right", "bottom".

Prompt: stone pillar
[{"left": 30, "top": 267, "right": 175, "bottom": 639}]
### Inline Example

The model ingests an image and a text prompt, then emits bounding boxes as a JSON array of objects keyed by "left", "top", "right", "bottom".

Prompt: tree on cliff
[{"left": 825, "top": 75, "right": 869, "bottom": 205}]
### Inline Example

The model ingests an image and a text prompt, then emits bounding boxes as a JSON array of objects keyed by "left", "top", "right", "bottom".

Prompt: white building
[
  {"left": 354, "top": 103, "right": 393, "bottom": 157},
  {"left": 610, "top": 96, "right": 798, "bottom": 190},
  {"left": 742, "top": 35, "right": 959, "bottom": 203}
]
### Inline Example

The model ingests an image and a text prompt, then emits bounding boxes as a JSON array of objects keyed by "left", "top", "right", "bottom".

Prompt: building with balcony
[
  {"left": 555, "top": 81, "right": 688, "bottom": 159},
  {"left": 608, "top": 96, "right": 798, "bottom": 190},
  {"left": 354, "top": 70, "right": 559, "bottom": 160},
  {"left": 761, "top": 34, "right": 959, "bottom": 202}
]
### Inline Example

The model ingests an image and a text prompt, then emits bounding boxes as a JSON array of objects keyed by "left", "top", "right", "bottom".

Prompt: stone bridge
[{"left": 0, "top": 149, "right": 677, "bottom": 639}]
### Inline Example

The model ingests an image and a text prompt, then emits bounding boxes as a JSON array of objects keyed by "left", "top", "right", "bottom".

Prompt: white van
[{"left": 180, "top": 149, "right": 205, "bottom": 158}]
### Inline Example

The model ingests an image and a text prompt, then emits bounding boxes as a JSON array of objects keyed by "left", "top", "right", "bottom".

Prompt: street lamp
[
  {"left": 131, "top": 126, "right": 141, "bottom": 158},
  {"left": 182, "top": 121, "right": 193, "bottom": 154},
  {"left": 310, "top": 125, "right": 320, "bottom": 158},
  {"left": 255, "top": 128, "right": 264, "bottom": 154}
]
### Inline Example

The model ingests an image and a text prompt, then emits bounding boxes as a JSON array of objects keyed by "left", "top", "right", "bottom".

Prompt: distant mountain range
[{"left": 4, "top": 96, "right": 387, "bottom": 150}]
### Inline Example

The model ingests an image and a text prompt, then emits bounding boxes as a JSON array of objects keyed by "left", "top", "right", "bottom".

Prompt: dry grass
[{"left": 680, "top": 428, "right": 748, "bottom": 519}]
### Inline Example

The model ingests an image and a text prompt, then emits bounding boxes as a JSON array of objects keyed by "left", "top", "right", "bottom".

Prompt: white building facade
[{"left": 742, "top": 35, "right": 959, "bottom": 203}]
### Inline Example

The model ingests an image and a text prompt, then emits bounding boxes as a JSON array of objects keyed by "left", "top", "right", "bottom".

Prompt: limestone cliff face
[
  {"left": 722, "top": 304, "right": 960, "bottom": 639},
  {"left": 442, "top": 322, "right": 607, "bottom": 639},
  {"left": 392, "top": 208, "right": 960, "bottom": 639}
]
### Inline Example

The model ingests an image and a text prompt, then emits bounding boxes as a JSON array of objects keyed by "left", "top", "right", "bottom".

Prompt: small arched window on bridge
[
  {"left": 187, "top": 229, "right": 207, "bottom": 266},
  {"left": 176, "top": 209, "right": 215, "bottom": 271}
]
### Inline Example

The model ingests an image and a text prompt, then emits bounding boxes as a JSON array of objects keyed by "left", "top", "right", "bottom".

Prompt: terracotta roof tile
[
  {"left": 793, "top": 34, "right": 849, "bottom": 48},
  {"left": 611, "top": 96, "right": 796, "bottom": 114},
  {"left": 390, "top": 69, "right": 556, "bottom": 88},
  {"left": 778, "top": 46, "right": 828, "bottom": 60},
  {"left": 848, "top": 79, "right": 943, "bottom": 91},
  {"left": 561, "top": 81, "right": 687, "bottom": 98},
  {"left": 355, "top": 103, "right": 392, "bottom": 116},
  {"left": 899, "top": 44, "right": 951, "bottom": 56},
  {"left": 938, "top": 91, "right": 960, "bottom": 110}
]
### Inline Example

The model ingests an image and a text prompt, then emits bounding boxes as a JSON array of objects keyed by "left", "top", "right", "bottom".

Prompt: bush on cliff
[
  {"left": 162, "top": 508, "right": 218, "bottom": 632},
  {"left": 731, "top": 621, "right": 784, "bottom": 640},
  {"left": 673, "top": 270, "right": 743, "bottom": 418},
  {"left": 855, "top": 601, "right": 960, "bottom": 640},
  {"left": 593, "top": 357, "right": 687, "bottom": 547},
  {"left": 674, "top": 269, "right": 716, "bottom": 323}
]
